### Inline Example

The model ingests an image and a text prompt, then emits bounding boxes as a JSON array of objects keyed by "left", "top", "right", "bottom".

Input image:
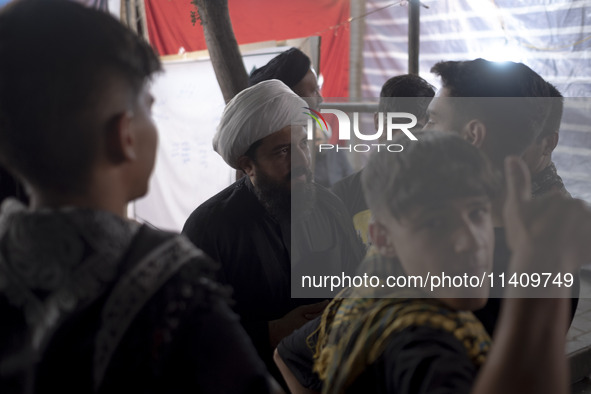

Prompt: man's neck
[
  {"left": 30, "top": 188, "right": 128, "bottom": 218},
  {"left": 528, "top": 153, "right": 552, "bottom": 178}
]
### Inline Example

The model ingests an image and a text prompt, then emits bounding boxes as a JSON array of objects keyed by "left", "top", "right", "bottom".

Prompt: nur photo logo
[{"left": 303, "top": 107, "right": 328, "bottom": 132}]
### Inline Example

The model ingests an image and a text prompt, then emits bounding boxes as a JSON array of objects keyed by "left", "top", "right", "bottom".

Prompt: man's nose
[
  {"left": 291, "top": 143, "right": 310, "bottom": 169},
  {"left": 453, "top": 221, "right": 481, "bottom": 254},
  {"left": 316, "top": 90, "right": 323, "bottom": 105}
]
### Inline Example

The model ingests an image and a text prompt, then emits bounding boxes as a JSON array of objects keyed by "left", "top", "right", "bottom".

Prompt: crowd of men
[{"left": 1, "top": 1, "right": 591, "bottom": 394}]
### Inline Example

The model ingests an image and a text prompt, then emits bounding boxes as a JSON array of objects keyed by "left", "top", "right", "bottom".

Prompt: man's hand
[
  {"left": 472, "top": 157, "right": 591, "bottom": 394},
  {"left": 269, "top": 300, "right": 329, "bottom": 348},
  {"left": 503, "top": 156, "right": 591, "bottom": 275}
]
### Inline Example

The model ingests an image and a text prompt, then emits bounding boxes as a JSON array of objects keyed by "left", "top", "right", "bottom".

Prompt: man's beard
[{"left": 254, "top": 167, "right": 316, "bottom": 222}]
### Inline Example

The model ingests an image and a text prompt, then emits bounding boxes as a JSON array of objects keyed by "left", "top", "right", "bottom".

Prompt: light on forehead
[
  {"left": 317, "top": 72, "right": 324, "bottom": 90},
  {"left": 434, "top": 87, "right": 450, "bottom": 97}
]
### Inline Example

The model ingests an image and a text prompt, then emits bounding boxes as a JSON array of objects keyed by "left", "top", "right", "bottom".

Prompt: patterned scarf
[
  {"left": 312, "top": 252, "right": 491, "bottom": 394},
  {"left": 531, "top": 162, "right": 570, "bottom": 199}
]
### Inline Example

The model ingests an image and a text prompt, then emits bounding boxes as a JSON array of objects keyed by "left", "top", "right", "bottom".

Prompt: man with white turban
[
  {"left": 249, "top": 47, "right": 354, "bottom": 188},
  {"left": 182, "top": 80, "right": 364, "bottom": 385}
]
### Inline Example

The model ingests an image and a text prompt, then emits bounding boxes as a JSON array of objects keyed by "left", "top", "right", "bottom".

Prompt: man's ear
[
  {"left": 542, "top": 132, "right": 559, "bottom": 155},
  {"left": 368, "top": 220, "right": 397, "bottom": 258},
  {"left": 462, "top": 119, "right": 486, "bottom": 148},
  {"left": 105, "top": 111, "right": 136, "bottom": 163},
  {"left": 237, "top": 155, "right": 256, "bottom": 177}
]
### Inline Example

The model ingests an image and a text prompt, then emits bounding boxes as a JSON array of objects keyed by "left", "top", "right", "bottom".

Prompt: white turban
[{"left": 213, "top": 79, "right": 309, "bottom": 169}]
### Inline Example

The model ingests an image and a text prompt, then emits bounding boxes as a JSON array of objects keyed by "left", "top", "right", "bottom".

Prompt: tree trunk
[{"left": 193, "top": 0, "right": 249, "bottom": 103}]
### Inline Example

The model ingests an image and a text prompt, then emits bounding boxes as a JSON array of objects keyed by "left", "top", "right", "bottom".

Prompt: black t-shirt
[{"left": 277, "top": 316, "right": 476, "bottom": 394}]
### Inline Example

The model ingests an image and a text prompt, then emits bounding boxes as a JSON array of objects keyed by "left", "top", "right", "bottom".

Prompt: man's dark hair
[
  {"left": 0, "top": 0, "right": 161, "bottom": 193},
  {"left": 538, "top": 82, "right": 564, "bottom": 141},
  {"left": 362, "top": 131, "right": 499, "bottom": 219},
  {"left": 248, "top": 48, "right": 311, "bottom": 89},
  {"left": 430, "top": 59, "right": 551, "bottom": 166},
  {"left": 430, "top": 59, "right": 550, "bottom": 98},
  {"left": 378, "top": 74, "right": 435, "bottom": 121}
]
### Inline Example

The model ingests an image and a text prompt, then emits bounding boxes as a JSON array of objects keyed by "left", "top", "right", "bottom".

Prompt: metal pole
[
  {"left": 349, "top": 0, "right": 366, "bottom": 100},
  {"left": 408, "top": 0, "right": 420, "bottom": 75}
]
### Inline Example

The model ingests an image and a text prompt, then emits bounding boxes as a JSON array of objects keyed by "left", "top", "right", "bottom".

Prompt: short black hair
[
  {"left": 538, "top": 82, "right": 564, "bottom": 141},
  {"left": 430, "top": 59, "right": 551, "bottom": 166},
  {"left": 362, "top": 131, "right": 499, "bottom": 220},
  {"left": 378, "top": 74, "right": 435, "bottom": 121},
  {"left": 431, "top": 59, "right": 549, "bottom": 98},
  {"left": 0, "top": 0, "right": 161, "bottom": 193},
  {"left": 248, "top": 48, "right": 311, "bottom": 89}
]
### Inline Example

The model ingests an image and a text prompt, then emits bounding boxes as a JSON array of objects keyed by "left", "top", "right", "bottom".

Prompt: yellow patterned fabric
[
  {"left": 352, "top": 209, "right": 372, "bottom": 246},
  {"left": 312, "top": 269, "right": 491, "bottom": 394}
]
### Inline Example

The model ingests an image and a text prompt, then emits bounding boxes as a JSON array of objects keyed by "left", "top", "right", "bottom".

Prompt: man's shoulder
[
  {"left": 314, "top": 182, "right": 361, "bottom": 230},
  {"left": 332, "top": 169, "right": 363, "bottom": 196},
  {"left": 331, "top": 170, "right": 366, "bottom": 217},
  {"left": 314, "top": 182, "right": 349, "bottom": 212},
  {"left": 193, "top": 177, "right": 252, "bottom": 214},
  {"left": 183, "top": 177, "right": 260, "bottom": 233}
]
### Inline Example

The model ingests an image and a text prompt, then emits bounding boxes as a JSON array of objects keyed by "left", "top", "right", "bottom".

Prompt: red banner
[{"left": 145, "top": 0, "right": 350, "bottom": 98}]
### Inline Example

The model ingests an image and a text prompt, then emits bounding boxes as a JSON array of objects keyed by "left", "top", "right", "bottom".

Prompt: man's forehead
[
  {"left": 427, "top": 89, "right": 454, "bottom": 116},
  {"left": 434, "top": 86, "right": 451, "bottom": 98},
  {"left": 291, "top": 125, "right": 307, "bottom": 139},
  {"left": 399, "top": 195, "right": 490, "bottom": 220},
  {"left": 259, "top": 125, "right": 305, "bottom": 146}
]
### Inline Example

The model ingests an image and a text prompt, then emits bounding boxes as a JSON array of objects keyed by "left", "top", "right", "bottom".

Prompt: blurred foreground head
[
  {"left": 363, "top": 131, "right": 500, "bottom": 308},
  {"left": 363, "top": 131, "right": 499, "bottom": 221},
  {"left": 0, "top": 0, "right": 161, "bottom": 201}
]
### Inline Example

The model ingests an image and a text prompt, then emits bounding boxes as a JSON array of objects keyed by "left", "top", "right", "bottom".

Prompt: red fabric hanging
[{"left": 144, "top": 0, "right": 350, "bottom": 98}]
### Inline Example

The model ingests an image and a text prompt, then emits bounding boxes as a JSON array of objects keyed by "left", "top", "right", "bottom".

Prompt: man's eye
[{"left": 470, "top": 206, "right": 489, "bottom": 222}]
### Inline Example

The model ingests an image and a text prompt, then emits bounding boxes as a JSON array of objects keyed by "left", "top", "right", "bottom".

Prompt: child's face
[{"left": 383, "top": 196, "right": 495, "bottom": 310}]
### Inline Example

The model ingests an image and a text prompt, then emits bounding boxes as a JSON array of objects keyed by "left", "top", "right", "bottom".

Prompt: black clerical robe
[{"left": 182, "top": 176, "right": 364, "bottom": 377}]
